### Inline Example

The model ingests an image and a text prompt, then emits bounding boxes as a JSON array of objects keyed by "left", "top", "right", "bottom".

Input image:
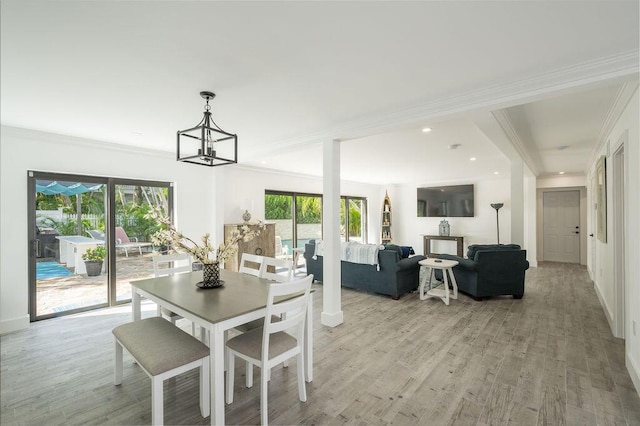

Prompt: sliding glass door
[
  {"left": 340, "top": 196, "right": 367, "bottom": 243},
  {"left": 113, "top": 182, "right": 170, "bottom": 303},
  {"left": 296, "top": 194, "right": 322, "bottom": 247},
  {"left": 28, "top": 171, "right": 172, "bottom": 321},
  {"left": 29, "top": 172, "right": 109, "bottom": 319}
]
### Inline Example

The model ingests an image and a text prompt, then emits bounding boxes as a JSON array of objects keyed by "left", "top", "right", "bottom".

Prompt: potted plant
[{"left": 82, "top": 246, "right": 106, "bottom": 276}]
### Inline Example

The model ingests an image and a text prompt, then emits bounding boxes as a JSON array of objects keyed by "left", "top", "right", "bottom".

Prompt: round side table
[{"left": 418, "top": 258, "right": 459, "bottom": 305}]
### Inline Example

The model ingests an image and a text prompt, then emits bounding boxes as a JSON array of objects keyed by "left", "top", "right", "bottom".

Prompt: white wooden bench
[{"left": 113, "top": 317, "right": 210, "bottom": 425}]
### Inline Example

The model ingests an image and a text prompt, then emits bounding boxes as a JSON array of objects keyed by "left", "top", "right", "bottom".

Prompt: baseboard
[
  {"left": 593, "top": 281, "right": 615, "bottom": 333},
  {"left": 626, "top": 353, "right": 640, "bottom": 396},
  {"left": 321, "top": 310, "right": 344, "bottom": 327},
  {"left": 529, "top": 260, "right": 538, "bottom": 268},
  {"left": 0, "top": 315, "right": 29, "bottom": 335}
]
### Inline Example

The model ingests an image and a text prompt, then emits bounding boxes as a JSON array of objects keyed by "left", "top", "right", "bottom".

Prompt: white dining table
[{"left": 130, "top": 270, "right": 314, "bottom": 425}]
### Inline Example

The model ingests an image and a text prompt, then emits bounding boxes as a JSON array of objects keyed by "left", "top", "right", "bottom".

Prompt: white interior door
[{"left": 543, "top": 190, "right": 580, "bottom": 263}]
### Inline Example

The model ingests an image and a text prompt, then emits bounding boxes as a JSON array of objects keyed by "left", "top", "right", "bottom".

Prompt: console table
[{"left": 423, "top": 235, "right": 464, "bottom": 257}]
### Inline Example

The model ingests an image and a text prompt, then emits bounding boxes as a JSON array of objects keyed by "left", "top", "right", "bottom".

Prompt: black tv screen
[{"left": 417, "top": 184, "right": 474, "bottom": 217}]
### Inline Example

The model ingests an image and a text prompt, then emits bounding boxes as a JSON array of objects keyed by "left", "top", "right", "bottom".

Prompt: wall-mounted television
[{"left": 417, "top": 184, "right": 474, "bottom": 217}]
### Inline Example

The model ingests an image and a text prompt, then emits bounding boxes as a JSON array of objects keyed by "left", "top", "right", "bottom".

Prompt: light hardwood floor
[{"left": 2, "top": 262, "right": 639, "bottom": 425}]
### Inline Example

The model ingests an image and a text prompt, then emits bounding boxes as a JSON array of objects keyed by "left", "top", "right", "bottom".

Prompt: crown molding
[
  {"left": 491, "top": 110, "right": 542, "bottom": 176},
  {"left": 588, "top": 81, "right": 639, "bottom": 165},
  {"left": 245, "top": 50, "right": 640, "bottom": 160},
  {"left": 1, "top": 125, "right": 174, "bottom": 159}
]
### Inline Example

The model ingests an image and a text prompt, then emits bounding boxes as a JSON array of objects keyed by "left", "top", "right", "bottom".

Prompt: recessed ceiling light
[
  {"left": 260, "top": 160, "right": 267, "bottom": 165},
  {"left": 422, "top": 127, "right": 432, "bottom": 133},
  {"left": 470, "top": 157, "right": 477, "bottom": 161},
  {"left": 559, "top": 171, "right": 565, "bottom": 175},
  {"left": 494, "top": 171, "right": 500, "bottom": 175}
]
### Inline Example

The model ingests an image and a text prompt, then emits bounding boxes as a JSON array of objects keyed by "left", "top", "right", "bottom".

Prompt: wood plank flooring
[{"left": 2, "top": 262, "right": 639, "bottom": 425}]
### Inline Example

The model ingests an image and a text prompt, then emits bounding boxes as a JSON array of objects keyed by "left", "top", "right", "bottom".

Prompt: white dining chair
[
  {"left": 239, "top": 252, "right": 264, "bottom": 277},
  {"left": 225, "top": 274, "right": 313, "bottom": 425},
  {"left": 152, "top": 253, "right": 196, "bottom": 335},
  {"left": 259, "top": 257, "right": 293, "bottom": 282}
]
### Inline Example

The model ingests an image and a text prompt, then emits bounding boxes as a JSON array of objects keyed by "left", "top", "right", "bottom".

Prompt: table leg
[
  {"left": 443, "top": 268, "right": 450, "bottom": 306},
  {"left": 305, "top": 292, "right": 314, "bottom": 382},
  {"left": 448, "top": 268, "right": 459, "bottom": 300},
  {"left": 132, "top": 290, "right": 141, "bottom": 321},
  {"left": 419, "top": 266, "right": 427, "bottom": 300},
  {"left": 211, "top": 325, "right": 225, "bottom": 426}
]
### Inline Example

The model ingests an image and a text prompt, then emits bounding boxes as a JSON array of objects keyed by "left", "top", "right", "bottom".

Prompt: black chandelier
[{"left": 177, "top": 91, "right": 238, "bottom": 167}]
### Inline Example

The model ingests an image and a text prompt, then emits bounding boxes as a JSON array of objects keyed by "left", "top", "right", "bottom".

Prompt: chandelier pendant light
[{"left": 177, "top": 91, "right": 238, "bottom": 167}]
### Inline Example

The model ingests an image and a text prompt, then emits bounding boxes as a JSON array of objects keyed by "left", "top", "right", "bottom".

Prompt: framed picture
[{"left": 596, "top": 155, "right": 607, "bottom": 243}]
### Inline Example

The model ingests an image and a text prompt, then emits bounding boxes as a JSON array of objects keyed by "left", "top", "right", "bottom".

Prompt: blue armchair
[{"left": 438, "top": 244, "right": 529, "bottom": 300}]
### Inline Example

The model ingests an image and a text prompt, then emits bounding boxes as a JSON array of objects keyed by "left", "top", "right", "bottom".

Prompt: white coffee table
[{"left": 418, "top": 258, "right": 459, "bottom": 305}]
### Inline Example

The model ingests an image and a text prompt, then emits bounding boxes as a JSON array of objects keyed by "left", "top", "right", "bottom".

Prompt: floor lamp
[{"left": 491, "top": 203, "right": 504, "bottom": 244}]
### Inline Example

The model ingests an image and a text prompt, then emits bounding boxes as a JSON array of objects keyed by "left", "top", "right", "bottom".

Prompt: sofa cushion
[{"left": 466, "top": 244, "right": 521, "bottom": 259}]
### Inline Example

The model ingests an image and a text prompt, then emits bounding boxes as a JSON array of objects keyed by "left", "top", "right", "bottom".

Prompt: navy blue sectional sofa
[{"left": 304, "top": 241, "right": 425, "bottom": 299}]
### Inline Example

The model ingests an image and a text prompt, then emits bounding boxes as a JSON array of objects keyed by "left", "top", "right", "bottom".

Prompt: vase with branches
[{"left": 147, "top": 209, "right": 264, "bottom": 286}]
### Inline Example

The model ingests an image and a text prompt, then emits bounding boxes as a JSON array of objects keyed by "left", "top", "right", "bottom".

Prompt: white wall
[
  {"left": 588, "top": 88, "right": 640, "bottom": 391},
  {"left": 220, "top": 166, "right": 383, "bottom": 243},
  {"left": 0, "top": 126, "right": 216, "bottom": 334},
  {"left": 393, "top": 178, "right": 512, "bottom": 256}
]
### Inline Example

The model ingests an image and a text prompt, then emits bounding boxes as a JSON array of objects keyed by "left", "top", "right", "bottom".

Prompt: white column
[
  {"left": 511, "top": 159, "right": 524, "bottom": 247},
  {"left": 321, "top": 139, "right": 344, "bottom": 327}
]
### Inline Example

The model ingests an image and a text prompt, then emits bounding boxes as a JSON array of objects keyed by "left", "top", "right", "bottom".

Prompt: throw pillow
[{"left": 399, "top": 246, "right": 415, "bottom": 258}]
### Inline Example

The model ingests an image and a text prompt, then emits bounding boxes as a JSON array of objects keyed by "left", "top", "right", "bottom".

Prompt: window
[{"left": 265, "top": 190, "right": 367, "bottom": 250}]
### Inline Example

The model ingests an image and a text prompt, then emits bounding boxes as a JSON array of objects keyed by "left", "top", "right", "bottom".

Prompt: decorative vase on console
[{"left": 439, "top": 219, "right": 450, "bottom": 236}]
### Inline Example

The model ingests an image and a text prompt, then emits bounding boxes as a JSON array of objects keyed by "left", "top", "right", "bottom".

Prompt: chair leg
[
  {"left": 261, "top": 366, "right": 269, "bottom": 426},
  {"left": 124, "top": 247, "right": 129, "bottom": 257},
  {"left": 226, "top": 351, "right": 235, "bottom": 404},
  {"left": 152, "top": 376, "right": 164, "bottom": 426},
  {"left": 296, "top": 353, "right": 307, "bottom": 402},
  {"left": 114, "top": 340, "right": 123, "bottom": 385},
  {"left": 200, "top": 358, "right": 210, "bottom": 418},
  {"left": 156, "top": 304, "right": 162, "bottom": 317},
  {"left": 191, "top": 322, "right": 196, "bottom": 336},
  {"left": 246, "top": 362, "right": 253, "bottom": 388}
]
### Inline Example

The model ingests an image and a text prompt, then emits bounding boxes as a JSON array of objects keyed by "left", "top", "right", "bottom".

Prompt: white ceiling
[{"left": 1, "top": 1, "right": 638, "bottom": 185}]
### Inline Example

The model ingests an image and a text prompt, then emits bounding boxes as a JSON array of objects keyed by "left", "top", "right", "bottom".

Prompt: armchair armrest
[
  {"left": 438, "top": 253, "right": 477, "bottom": 272},
  {"left": 397, "top": 255, "right": 426, "bottom": 271}
]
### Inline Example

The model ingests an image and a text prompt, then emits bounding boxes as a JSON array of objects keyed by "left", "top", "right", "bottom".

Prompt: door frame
[
  {"left": 28, "top": 171, "right": 173, "bottom": 321},
  {"left": 536, "top": 186, "right": 587, "bottom": 265},
  {"left": 612, "top": 141, "right": 625, "bottom": 338}
]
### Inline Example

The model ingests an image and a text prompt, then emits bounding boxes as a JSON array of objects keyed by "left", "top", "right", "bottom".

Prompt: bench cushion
[{"left": 113, "top": 317, "right": 209, "bottom": 376}]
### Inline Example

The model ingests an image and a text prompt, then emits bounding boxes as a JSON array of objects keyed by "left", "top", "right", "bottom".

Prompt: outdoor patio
[{"left": 36, "top": 252, "right": 156, "bottom": 316}]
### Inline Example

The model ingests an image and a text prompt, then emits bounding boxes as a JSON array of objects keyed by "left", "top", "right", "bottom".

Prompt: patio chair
[
  {"left": 115, "top": 226, "right": 152, "bottom": 257},
  {"left": 88, "top": 228, "right": 152, "bottom": 257},
  {"left": 275, "top": 236, "right": 289, "bottom": 260}
]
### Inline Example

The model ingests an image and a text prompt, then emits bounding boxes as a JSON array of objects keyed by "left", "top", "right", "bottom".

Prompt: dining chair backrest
[
  {"left": 239, "top": 253, "right": 264, "bottom": 277},
  {"left": 259, "top": 257, "right": 293, "bottom": 282},
  {"left": 263, "top": 274, "right": 313, "bottom": 357},
  {"left": 153, "top": 253, "right": 192, "bottom": 277}
]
